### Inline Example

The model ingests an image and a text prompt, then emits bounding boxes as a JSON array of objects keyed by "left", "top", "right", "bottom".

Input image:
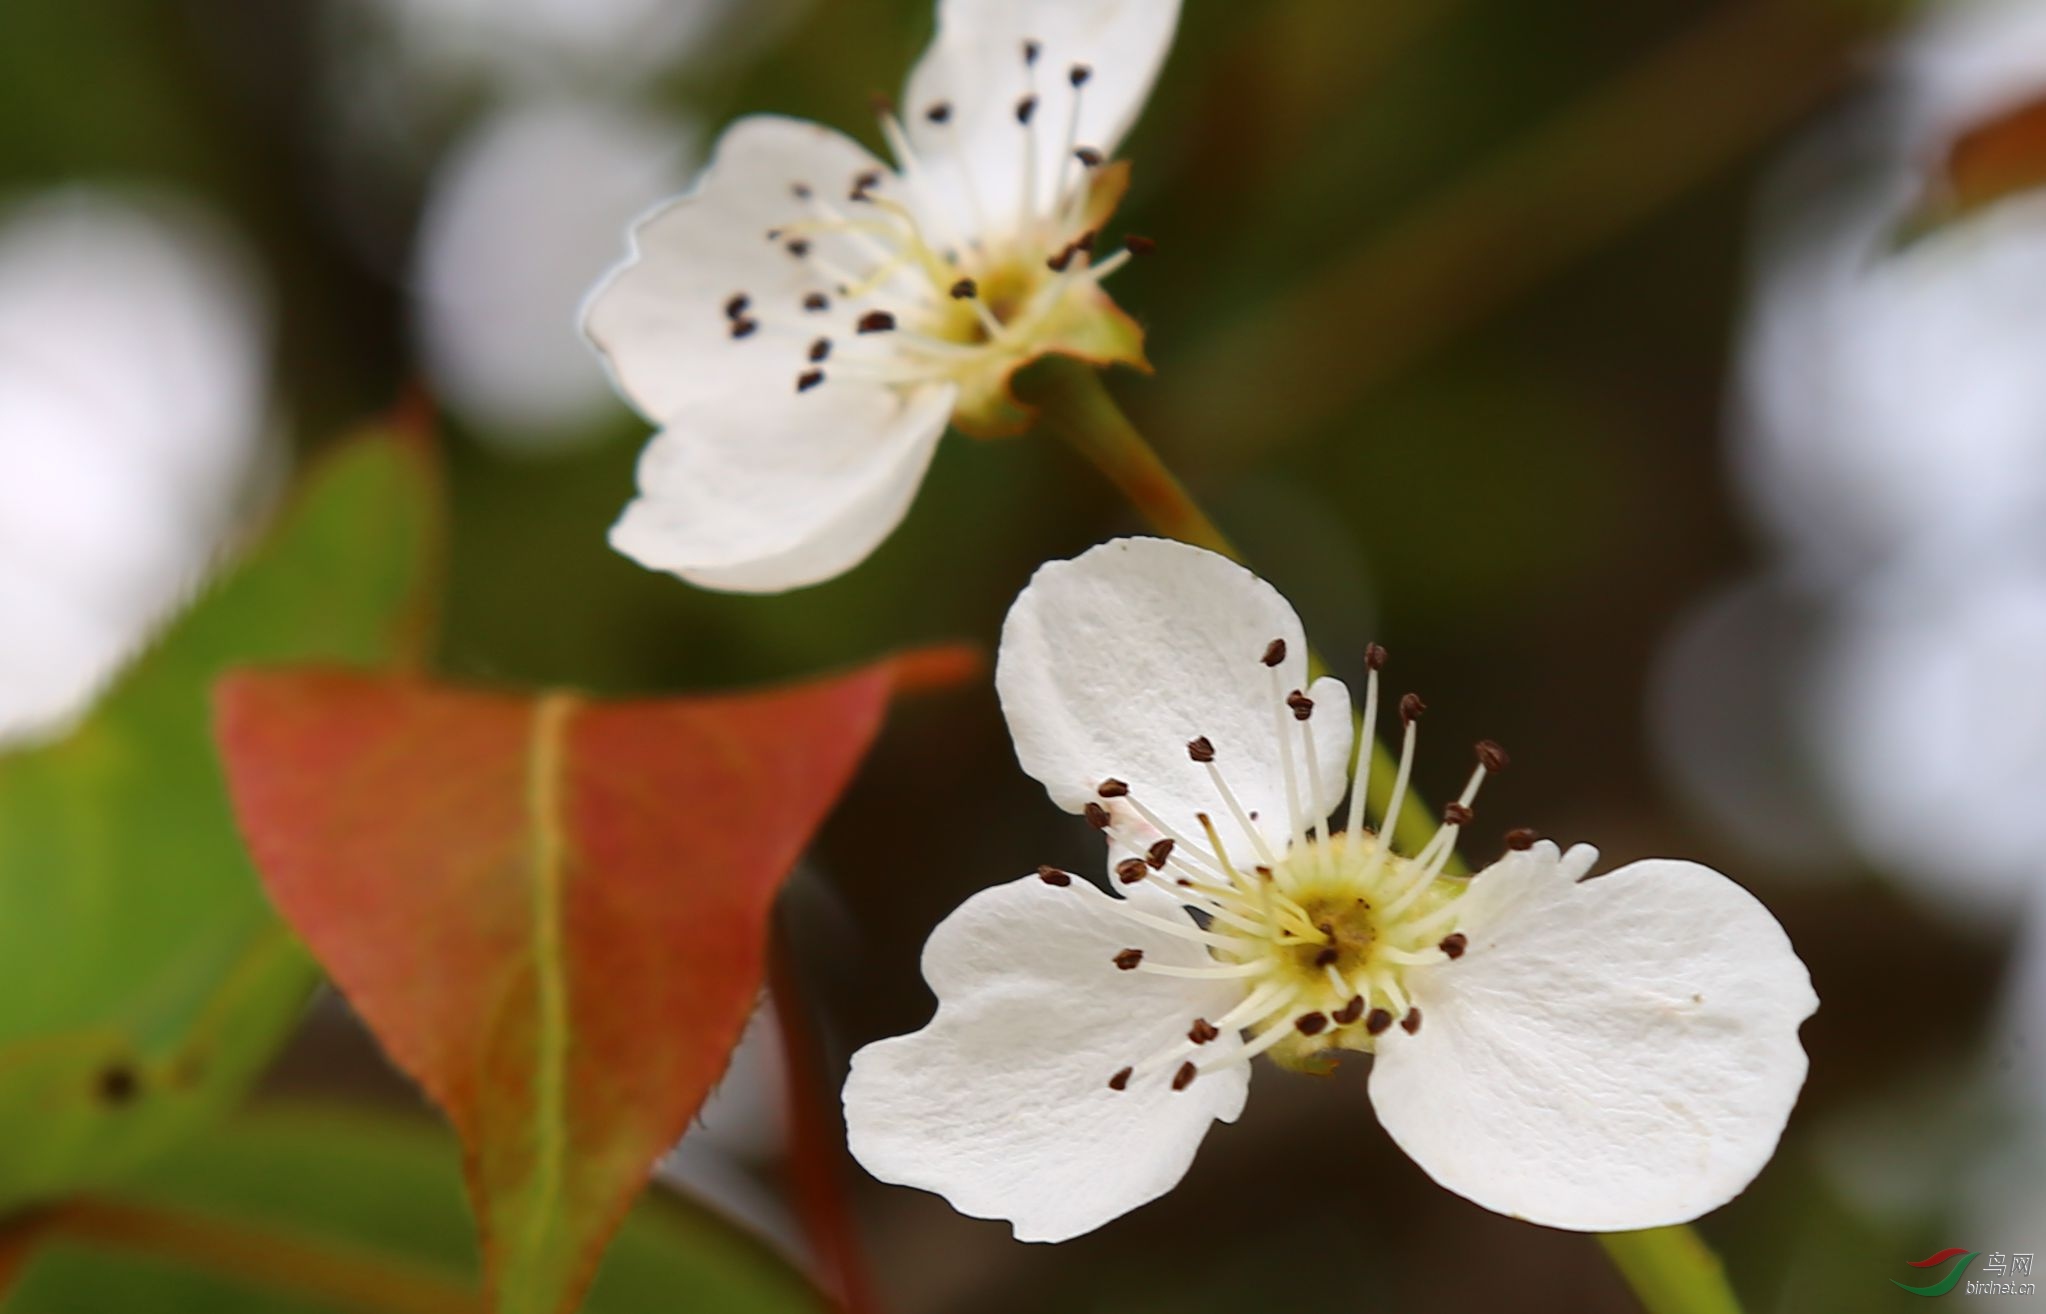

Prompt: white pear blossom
[
  {"left": 844, "top": 538, "right": 1817, "bottom": 1242},
  {"left": 582, "top": 0, "right": 1176, "bottom": 593}
]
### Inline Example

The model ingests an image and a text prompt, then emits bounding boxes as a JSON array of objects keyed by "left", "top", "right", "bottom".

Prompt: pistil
[{"left": 1060, "top": 642, "right": 1523, "bottom": 1089}]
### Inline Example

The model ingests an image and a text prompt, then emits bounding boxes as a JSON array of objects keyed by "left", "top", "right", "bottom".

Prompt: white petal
[
  {"left": 609, "top": 382, "right": 953, "bottom": 593},
  {"left": 996, "top": 537, "right": 1351, "bottom": 863},
  {"left": 900, "top": 0, "right": 1181, "bottom": 241},
  {"left": 1369, "top": 842, "right": 1817, "bottom": 1231},
  {"left": 843, "top": 873, "right": 1249, "bottom": 1242},
  {"left": 582, "top": 114, "right": 904, "bottom": 423}
]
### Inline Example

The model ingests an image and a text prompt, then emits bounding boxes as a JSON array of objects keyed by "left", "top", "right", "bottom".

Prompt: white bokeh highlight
[
  {"left": 412, "top": 98, "right": 696, "bottom": 450},
  {"left": 0, "top": 189, "right": 270, "bottom": 747}
]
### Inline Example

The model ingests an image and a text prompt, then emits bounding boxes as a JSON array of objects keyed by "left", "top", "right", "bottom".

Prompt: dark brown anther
[
  {"left": 1171, "top": 1061, "right": 1196, "bottom": 1091},
  {"left": 1108, "top": 1066, "right": 1132, "bottom": 1091},
  {"left": 724, "top": 293, "right": 750, "bottom": 319},
  {"left": 1075, "top": 146, "right": 1104, "bottom": 167},
  {"left": 1124, "top": 234, "right": 1157, "bottom": 255},
  {"left": 1294, "top": 1012, "right": 1329, "bottom": 1036},
  {"left": 796, "top": 369, "right": 825, "bottom": 392},
  {"left": 1176, "top": 878, "right": 1193, "bottom": 887},
  {"left": 785, "top": 239, "right": 811, "bottom": 258},
  {"left": 869, "top": 91, "right": 897, "bottom": 116},
  {"left": 1022, "top": 39, "right": 1042, "bottom": 64},
  {"left": 1073, "top": 229, "right": 1097, "bottom": 253},
  {"left": 1186, "top": 736, "right": 1216, "bottom": 763},
  {"left": 1503, "top": 827, "right": 1540, "bottom": 851},
  {"left": 857, "top": 310, "right": 896, "bottom": 333},
  {"left": 1084, "top": 801, "right": 1111, "bottom": 830},
  {"left": 1069, "top": 63, "right": 1092, "bottom": 87},
  {"left": 1046, "top": 245, "right": 1075, "bottom": 273},
  {"left": 1286, "top": 690, "right": 1314, "bottom": 721},
  {"left": 1113, "top": 948, "right": 1144, "bottom": 971},
  {"left": 1313, "top": 945, "right": 1339, "bottom": 968},
  {"left": 729, "top": 318, "right": 759, "bottom": 339},
  {"left": 1475, "top": 740, "right": 1510, "bottom": 773},
  {"left": 791, "top": 182, "right": 813, "bottom": 200},
  {"left": 1261, "top": 638, "right": 1287, "bottom": 667},
  {"left": 808, "top": 338, "right": 831, "bottom": 362},
  {"left": 1146, "top": 838, "right": 1175, "bottom": 870},
  {"left": 1399, "top": 692, "right": 1426, "bottom": 724},
  {"left": 1365, "top": 1008, "right": 1394, "bottom": 1036},
  {"left": 1096, "top": 778, "right": 1130, "bottom": 798},
  {"left": 1334, "top": 996, "right": 1366, "bottom": 1025},
  {"left": 924, "top": 101, "right": 953, "bottom": 124},
  {"left": 854, "top": 169, "right": 882, "bottom": 193},
  {"left": 1254, "top": 865, "right": 1274, "bottom": 882},
  {"left": 1188, "top": 1018, "right": 1219, "bottom": 1045},
  {"left": 802, "top": 291, "right": 830, "bottom": 312},
  {"left": 1115, "top": 858, "right": 1149, "bottom": 885},
  {"left": 1037, "top": 865, "right": 1072, "bottom": 886},
  {"left": 950, "top": 277, "right": 978, "bottom": 299},
  {"left": 1439, "top": 932, "right": 1468, "bottom": 959},
  {"left": 1016, "top": 95, "right": 1039, "bottom": 125},
  {"left": 1443, "top": 802, "right": 1474, "bottom": 826},
  {"left": 1365, "top": 642, "right": 1388, "bottom": 671},
  {"left": 1400, "top": 1007, "right": 1423, "bottom": 1035}
]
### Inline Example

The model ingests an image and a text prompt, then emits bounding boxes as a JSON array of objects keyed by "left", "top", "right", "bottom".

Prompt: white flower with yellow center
[
  {"left": 843, "top": 537, "right": 1818, "bottom": 1242},
  {"left": 582, "top": 0, "right": 1174, "bottom": 593}
]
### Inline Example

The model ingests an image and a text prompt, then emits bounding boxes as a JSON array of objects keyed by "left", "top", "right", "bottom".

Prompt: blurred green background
[{"left": 2, "top": 0, "right": 2036, "bottom": 1310}]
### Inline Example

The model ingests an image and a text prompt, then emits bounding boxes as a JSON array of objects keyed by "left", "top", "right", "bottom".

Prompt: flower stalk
[
  {"left": 1599, "top": 1228, "right": 1744, "bottom": 1314},
  {"left": 1025, "top": 356, "right": 1751, "bottom": 1314},
  {"left": 1025, "top": 355, "right": 1435, "bottom": 858},
  {"left": 0, "top": 1197, "right": 481, "bottom": 1314},
  {"left": 1022, "top": 355, "right": 1240, "bottom": 561}
]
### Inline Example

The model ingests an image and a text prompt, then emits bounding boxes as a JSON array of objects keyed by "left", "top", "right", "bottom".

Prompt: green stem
[
  {"left": 1599, "top": 1228, "right": 1744, "bottom": 1314},
  {"left": 1025, "top": 357, "right": 1439, "bottom": 858},
  {"left": 1027, "top": 356, "right": 1746, "bottom": 1314},
  {"left": 1, "top": 1197, "right": 482, "bottom": 1314},
  {"left": 1023, "top": 356, "right": 1242, "bottom": 562}
]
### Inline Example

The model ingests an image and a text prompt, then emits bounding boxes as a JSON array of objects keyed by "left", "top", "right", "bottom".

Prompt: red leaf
[{"left": 214, "top": 652, "right": 973, "bottom": 1314}]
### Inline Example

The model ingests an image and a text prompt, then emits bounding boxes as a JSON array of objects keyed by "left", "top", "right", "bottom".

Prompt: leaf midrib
[{"left": 515, "top": 692, "right": 579, "bottom": 1291}]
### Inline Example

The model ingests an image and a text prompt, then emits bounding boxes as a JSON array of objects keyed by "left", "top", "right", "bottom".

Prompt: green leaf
[
  {"left": 0, "top": 1103, "right": 824, "bottom": 1314},
  {"left": 0, "top": 431, "right": 441, "bottom": 1209}
]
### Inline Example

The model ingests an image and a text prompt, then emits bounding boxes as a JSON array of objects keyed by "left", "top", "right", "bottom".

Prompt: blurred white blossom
[
  {"left": 1804, "top": 553, "right": 2046, "bottom": 922},
  {"left": 1732, "top": 0, "right": 2046, "bottom": 578},
  {"left": 351, "top": 0, "right": 754, "bottom": 96},
  {"left": 1894, "top": 0, "right": 2046, "bottom": 157},
  {"left": 0, "top": 190, "right": 270, "bottom": 746},
  {"left": 1662, "top": 0, "right": 2046, "bottom": 918},
  {"left": 1734, "top": 180, "right": 2046, "bottom": 577},
  {"left": 411, "top": 98, "right": 696, "bottom": 450}
]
